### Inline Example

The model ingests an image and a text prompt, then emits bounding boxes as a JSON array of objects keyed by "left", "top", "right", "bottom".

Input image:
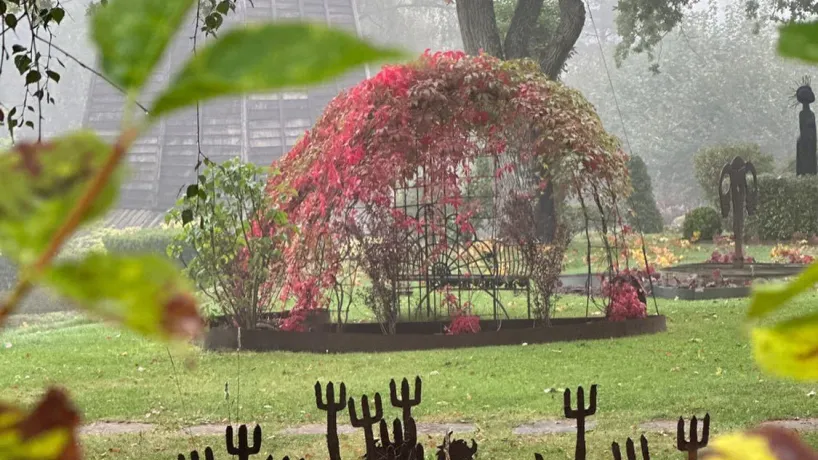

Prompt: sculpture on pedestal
[
  {"left": 718, "top": 157, "right": 758, "bottom": 268},
  {"left": 796, "top": 77, "right": 817, "bottom": 176}
]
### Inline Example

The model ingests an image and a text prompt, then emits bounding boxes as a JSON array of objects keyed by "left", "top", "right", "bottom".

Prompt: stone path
[
  {"left": 513, "top": 420, "right": 596, "bottom": 435},
  {"left": 76, "top": 418, "right": 818, "bottom": 437},
  {"left": 80, "top": 422, "right": 157, "bottom": 435}
]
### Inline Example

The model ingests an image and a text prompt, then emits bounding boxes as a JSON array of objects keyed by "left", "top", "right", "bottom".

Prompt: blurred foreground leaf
[
  {"left": 703, "top": 426, "right": 818, "bottom": 459},
  {"left": 150, "top": 22, "right": 405, "bottom": 117},
  {"left": 0, "top": 132, "right": 120, "bottom": 266},
  {"left": 778, "top": 21, "right": 818, "bottom": 64},
  {"left": 92, "top": 0, "right": 196, "bottom": 91},
  {"left": 751, "top": 314, "right": 818, "bottom": 381},
  {"left": 747, "top": 262, "right": 818, "bottom": 319},
  {"left": 43, "top": 253, "right": 203, "bottom": 341},
  {"left": 0, "top": 388, "right": 81, "bottom": 460}
]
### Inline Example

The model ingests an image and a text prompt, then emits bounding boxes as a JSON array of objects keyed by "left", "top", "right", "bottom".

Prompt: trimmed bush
[
  {"left": 625, "top": 155, "right": 664, "bottom": 233},
  {"left": 693, "top": 143, "right": 775, "bottom": 204},
  {"left": 746, "top": 174, "right": 818, "bottom": 241},
  {"left": 682, "top": 207, "right": 722, "bottom": 241}
]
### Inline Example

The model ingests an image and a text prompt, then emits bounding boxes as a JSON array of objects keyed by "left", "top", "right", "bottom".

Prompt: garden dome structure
[
  {"left": 81, "top": 0, "right": 368, "bottom": 228},
  {"left": 267, "top": 52, "right": 631, "bottom": 328}
]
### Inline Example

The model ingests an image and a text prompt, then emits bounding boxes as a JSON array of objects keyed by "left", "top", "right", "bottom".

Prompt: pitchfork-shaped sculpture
[
  {"left": 718, "top": 156, "right": 758, "bottom": 268},
  {"left": 611, "top": 436, "right": 650, "bottom": 460},
  {"left": 564, "top": 385, "right": 597, "bottom": 460},
  {"left": 677, "top": 414, "right": 710, "bottom": 460}
]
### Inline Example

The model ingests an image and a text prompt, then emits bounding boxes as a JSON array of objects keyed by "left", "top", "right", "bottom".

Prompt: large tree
[{"left": 452, "top": 0, "right": 584, "bottom": 79}]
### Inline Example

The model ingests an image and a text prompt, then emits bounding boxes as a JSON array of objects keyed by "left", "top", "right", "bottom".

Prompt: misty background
[{"left": 0, "top": 0, "right": 812, "bottom": 217}]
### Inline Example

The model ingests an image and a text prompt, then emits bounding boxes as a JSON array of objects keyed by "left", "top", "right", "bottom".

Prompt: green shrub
[
  {"left": 167, "top": 157, "right": 290, "bottom": 328},
  {"left": 625, "top": 155, "right": 664, "bottom": 233},
  {"left": 745, "top": 174, "right": 818, "bottom": 241},
  {"left": 682, "top": 206, "right": 723, "bottom": 240},
  {"left": 693, "top": 143, "right": 775, "bottom": 204},
  {"left": 101, "top": 227, "right": 195, "bottom": 264}
]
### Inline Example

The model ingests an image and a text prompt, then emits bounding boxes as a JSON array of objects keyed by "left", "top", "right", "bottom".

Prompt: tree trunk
[
  {"left": 455, "top": 0, "right": 504, "bottom": 57},
  {"left": 538, "top": 0, "right": 586, "bottom": 79},
  {"left": 535, "top": 180, "right": 557, "bottom": 243},
  {"left": 503, "top": 0, "right": 545, "bottom": 59},
  {"left": 453, "top": 0, "right": 587, "bottom": 243}
]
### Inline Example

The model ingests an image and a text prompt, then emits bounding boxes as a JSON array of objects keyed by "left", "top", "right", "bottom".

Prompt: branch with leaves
[{"left": 0, "top": 0, "right": 401, "bottom": 454}]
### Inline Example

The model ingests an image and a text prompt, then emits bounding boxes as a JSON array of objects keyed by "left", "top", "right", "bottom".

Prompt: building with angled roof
[{"left": 82, "top": 0, "right": 368, "bottom": 228}]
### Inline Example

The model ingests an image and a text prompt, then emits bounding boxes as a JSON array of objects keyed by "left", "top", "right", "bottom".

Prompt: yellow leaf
[
  {"left": 703, "top": 432, "right": 777, "bottom": 460},
  {"left": 703, "top": 426, "right": 818, "bottom": 460},
  {"left": 752, "top": 315, "right": 818, "bottom": 381},
  {"left": 0, "top": 388, "right": 81, "bottom": 460},
  {"left": 748, "top": 262, "right": 818, "bottom": 319}
]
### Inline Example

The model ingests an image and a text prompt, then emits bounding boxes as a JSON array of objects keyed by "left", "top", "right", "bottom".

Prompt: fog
[{"left": 0, "top": 0, "right": 812, "bottom": 215}]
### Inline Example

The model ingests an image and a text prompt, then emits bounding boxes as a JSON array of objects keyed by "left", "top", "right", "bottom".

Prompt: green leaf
[
  {"left": 778, "top": 21, "right": 818, "bottom": 63},
  {"left": 748, "top": 262, "right": 818, "bottom": 319},
  {"left": 14, "top": 54, "right": 31, "bottom": 74},
  {"left": 25, "top": 70, "right": 41, "bottom": 85},
  {"left": 182, "top": 208, "right": 193, "bottom": 225},
  {"left": 150, "top": 22, "right": 404, "bottom": 117},
  {"left": 46, "top": 70, "right": 61, "bottom": 82},
  {"left": 751, "top": 313, "right": 818, "bottom": 381},
  {"left": 44, "top": 253, "right": 203, "bottom": 340},
  {"left": 0, "top": 131, "right": 122, "bottom": 266},
  {"left": 91, "top": 0, "right": 196, "bottom": 91},
  {"left": 49, "top": 7, "right": 65, "bottom": 23},
  {"left": 215, "top": 1, "right": 229, "bottom": 14},
  {"left": 5, "top": 13, "right": 17, "bottom": 29},
  {"left": 204, "top": 12, "right": 222, "bottom": 31},
  {"left": 186, "top": 184, "right": 198, "bottom": 198}
]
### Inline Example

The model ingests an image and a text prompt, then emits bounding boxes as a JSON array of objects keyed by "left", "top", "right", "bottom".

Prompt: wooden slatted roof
[{"left": 83, "top": 0, "right": 368, "bottom": 217}]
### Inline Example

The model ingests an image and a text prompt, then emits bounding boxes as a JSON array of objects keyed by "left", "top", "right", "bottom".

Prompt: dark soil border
[
  {"left": 652, "top": 285, "right": 751, "bottom": 300},
  {"left": 204, "top": 315, "right": 666, "bottom": 353}
]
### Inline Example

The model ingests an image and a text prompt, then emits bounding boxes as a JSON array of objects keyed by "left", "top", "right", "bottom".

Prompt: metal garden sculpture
[
  {"left": 718, "top": 156, "right": 758, "bottom": 268},
  {"left": 315, "top": 381, "right": 346, "bottom": 460},
  {"left": 564, "top": 384, "right": 598, "bottom": 460},
  {"left": 611, "top": 436, "right": 650, "bottom": 460},
  {"left": 796, "top": 76, "right": 817, "bottom": 176},
  {"left": 175, "top": 377, "right": 712, "bottom": 460},
  {"left": 677, "top": 414, "right": 710, "bottom": 460}
]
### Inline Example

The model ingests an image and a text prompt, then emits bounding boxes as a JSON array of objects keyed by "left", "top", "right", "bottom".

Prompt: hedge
[
  {"left": 101, "top": 227, "right": 195, "bottom": 264},
  {"left": 693, "top": 143, "right": 775, "bottom": 205},
  {"left": 0, "top": 227, "right": 195, "bottom": 301},
  {"left": 746, "top": 174, "right": 818, "bottom": 241}
]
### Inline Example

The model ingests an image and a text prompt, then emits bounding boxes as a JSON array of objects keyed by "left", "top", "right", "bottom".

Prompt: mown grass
[{"left": 3, "top": 292, "right": 818, "bottom": 459}]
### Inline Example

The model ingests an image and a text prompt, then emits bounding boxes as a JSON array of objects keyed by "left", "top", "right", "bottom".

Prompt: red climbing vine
[{"left": 267, "top": 51, "right": 630, "bottom": 324}]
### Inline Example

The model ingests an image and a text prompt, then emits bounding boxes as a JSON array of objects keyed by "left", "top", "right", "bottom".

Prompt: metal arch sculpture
[
  {"left": 392, "top": 199, "right": 533, "bottom": 321},
  {"left": 718, "top": 156, "right": 758, "bottom": 268}
]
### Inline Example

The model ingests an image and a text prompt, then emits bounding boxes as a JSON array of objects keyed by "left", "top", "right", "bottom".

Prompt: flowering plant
[
  {"left": 602, "top": 275, "right": 647, "bottom": 321},
  {"left": 770, "top": 244, "right": 815, "bottom": 264},
  {"left": 707, "top": 250, "right": 756, "bottom": 264}
]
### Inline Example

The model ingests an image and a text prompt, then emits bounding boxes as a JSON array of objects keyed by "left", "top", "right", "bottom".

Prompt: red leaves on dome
[{"left": 268, "top": 52, "right": 630, "bottom": 313}]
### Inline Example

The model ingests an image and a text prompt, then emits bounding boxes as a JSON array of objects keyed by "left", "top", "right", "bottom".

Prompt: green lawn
[{"left": 3, "top": 292, "right": 818, "bottom": 459}]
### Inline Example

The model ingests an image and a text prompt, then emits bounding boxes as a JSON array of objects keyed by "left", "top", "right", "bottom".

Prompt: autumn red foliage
[
  {"left": 604, "top": 283, "right": 648, "bottom": 321},
  {"left": 266, "top": 51, "right": 630, "bottom": 328}
]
